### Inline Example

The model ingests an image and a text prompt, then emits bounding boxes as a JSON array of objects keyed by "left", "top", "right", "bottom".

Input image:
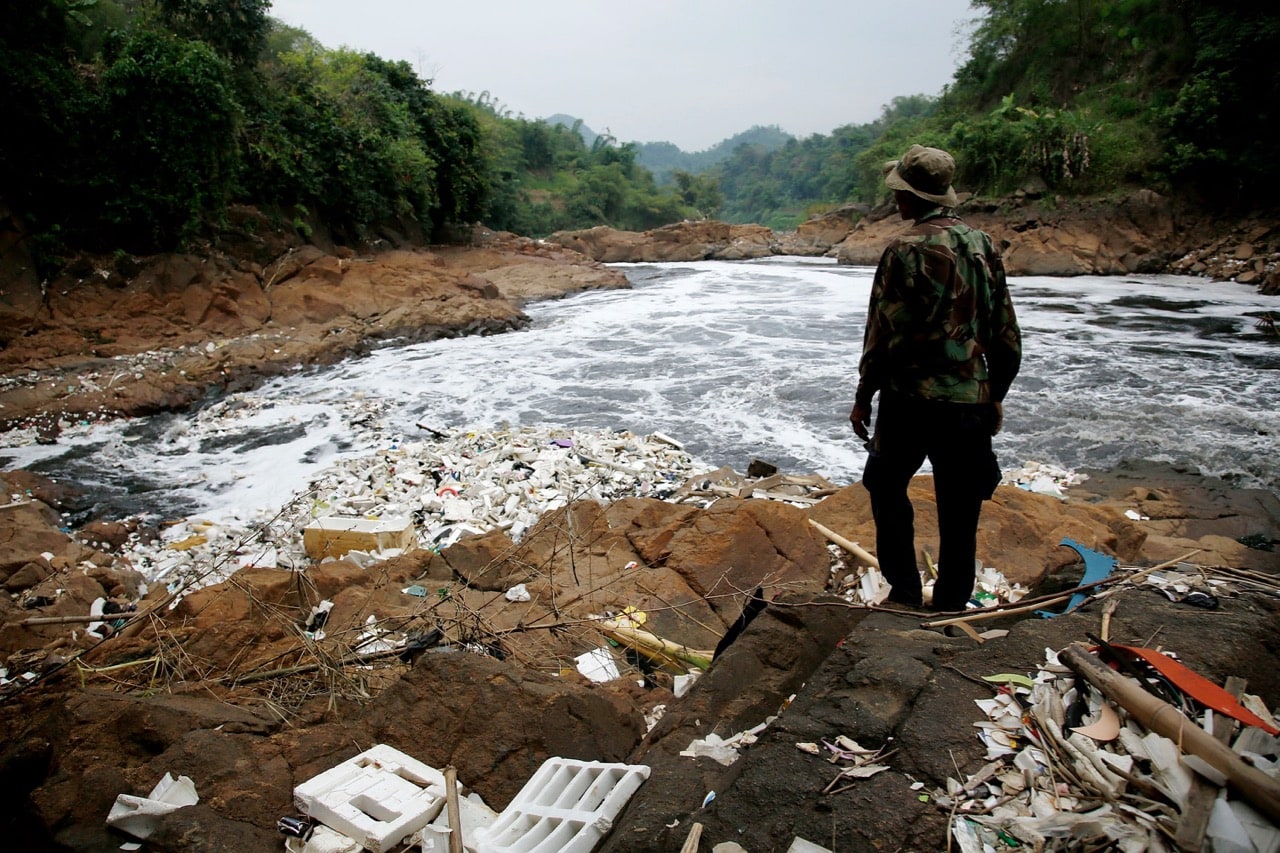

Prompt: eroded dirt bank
[{"left": 0, "top": 224, "right": 627, "bottom": 430}]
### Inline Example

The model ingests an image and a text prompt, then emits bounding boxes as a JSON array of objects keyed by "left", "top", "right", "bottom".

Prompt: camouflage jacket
[{"left": 855, "top": 208, "right": 1021, "bottom": 408}]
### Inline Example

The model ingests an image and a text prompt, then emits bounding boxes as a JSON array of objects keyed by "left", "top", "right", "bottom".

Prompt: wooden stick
[
  {"left": 680, "top": 821, "right": 703, "bottom": 853},
  {"left": 19, "top": 614, "right": 131, "bottom": 626},
  {"left": 444, "top": 765, "right": 464, "bottom": 853},
  {"left": 228, "top": 645, "right": 406, "bottom": 684},
  {"left": 922, "top": 551, "right": 1201, "bottom": 628},
  {"left": 1100, "top": 598, "right": 1119, "bottom": 643},
  {"left": 808, "top": 519, "right": 880, "bottom": 569},
  {"left": 1060, "top": 644, "right": 1280, "bottom": 824},
  {"left": 922, "top": 587, "right": 1084, "bottom": 627}
]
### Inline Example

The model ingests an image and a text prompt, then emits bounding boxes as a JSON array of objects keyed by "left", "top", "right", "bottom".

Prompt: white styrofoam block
[
  {"left": 294, "top": 744, "right": 447, "bottom": 853},
  {"left": 424, "top": 791, "right": 499, "bottom": 852},
  {"left": 476, "top": 758, "right": 650, "bottom": 853},
  {"left": 284, "top": 824, "right": 363, "bottom": 853}
]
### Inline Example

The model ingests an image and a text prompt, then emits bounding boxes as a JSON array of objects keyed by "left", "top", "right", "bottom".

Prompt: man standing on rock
[{"left": 849, "top": 144, "right": 1022, "bottom": 612}]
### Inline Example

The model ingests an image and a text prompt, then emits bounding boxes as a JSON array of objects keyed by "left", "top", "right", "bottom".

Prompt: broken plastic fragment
[
  {"left": 1069, "top": 702, "right": 1121, "bottom": 742},
  {"left": 106, "top": 773, "right": 199, "bottom": 840},
  {"left": 503, "top": 584, "right": 531, "bottom": 602},
  {"left": 672, "top": 671, "right": 699, "bottom": 698},
  {"left": 681, "top": 733, "right": 741, "bottom": 766}
]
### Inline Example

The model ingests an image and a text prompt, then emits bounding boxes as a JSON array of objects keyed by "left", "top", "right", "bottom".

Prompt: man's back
[{"left": 860, "top": 211, "right": 1020, "bottom": 406}]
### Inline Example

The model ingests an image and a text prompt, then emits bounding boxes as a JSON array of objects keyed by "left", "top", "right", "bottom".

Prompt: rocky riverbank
[
  {"left": 0, "top": 222, "right": 627, "bottom": 431},
  {"left": 0, "top": 445, "right": 1276, "bottom": 850},
  {"left": 551, "top": 192, "right": 1280, "bottom": 292},
  {"left": 0, "top": 207, "right": 1277, "bottom": 850}
]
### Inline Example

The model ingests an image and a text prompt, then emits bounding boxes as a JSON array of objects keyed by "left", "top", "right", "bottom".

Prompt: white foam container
[
  {"left": 294, "top": 744, "right": 448, "bottom": 853},
  {"left": 475, "top": 758, "right": 650, "bottom": 853}
]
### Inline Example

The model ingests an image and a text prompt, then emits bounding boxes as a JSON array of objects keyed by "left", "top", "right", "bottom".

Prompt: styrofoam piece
[
  {"left": 294, "top": 744, "right": 448, "bottom": 853},
  {"left": 787, "top": 837, "right": 834, "bottom": 853},
  {"left": 417, "top": 824, "right": 454, "bottom": 852},
  {"left": 476, "top": 758, "right": 650, "bottom": 853},
  {"left": 284, "top": 824, "right": 363, "bottom": 853},
  {"left": 574, "top": 648, "right": 619, "bottom": 683},
  {"left": 419, "top": 793, "right": 499, "bottom": 853},
  {"left": 106, "top": 772, "right": 199, "bottom": 840},
  {"left": 303, "top": 516, "right": 416, "bottom": 560}
]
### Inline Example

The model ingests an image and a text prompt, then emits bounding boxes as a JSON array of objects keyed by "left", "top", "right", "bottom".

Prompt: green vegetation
[
  {"left": 1, "top": 0, "right": 704, "bottom": 271},
  {"left": 712, "top": 97, "right": 933, "bottom": 229},
  {"left": 710, "top": 1, "right": 1280, "bottom": 224},
  {"left": 458, "top": 100, "right": 690, "bottom": 236},
  {"left": 634, "top": 125, "right": 795, "bottom": 185},
  {"left": 4, "top": 0, "right": 1274, "bottom": 272}
]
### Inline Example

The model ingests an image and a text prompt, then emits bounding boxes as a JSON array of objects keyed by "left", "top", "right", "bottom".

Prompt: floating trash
[{"left": 1004, "top": 462, "right": 1087, "bottom": 500}]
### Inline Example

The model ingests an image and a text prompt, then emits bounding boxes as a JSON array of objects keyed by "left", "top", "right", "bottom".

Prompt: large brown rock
[
  {"left": 0, "top": 502, "right": 75, "bottom": 581},
  {"left": 789, "top": 203, "right": 867, "bottom": 253},
  {"left": 630, "top": 497, "right": 831, "bottom": 615},
  {"left": 835, "top": 190, "right": 1179, "bottom": 275},
  {"left": 808, "top": 480, "right": 1146, "bottom": 587},
  {"left": 433, "top": 229, "right": 629, "bottom": 301},
  {"left": 0, "top": 239, "right": 628, "bottom": 424},
  {"left": 549, "top": 221, "right": 778, "bottom": 263}
]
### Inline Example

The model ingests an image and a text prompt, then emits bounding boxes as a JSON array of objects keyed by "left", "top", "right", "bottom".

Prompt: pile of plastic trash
[
  {"left": 106, "top": 744, "right": 652, "bottom": 853},
  {"left": 939, "top": 646, "right": 1280, "bottom": 852},
  {"left": 831, "top": 559, "right": 1027, "bottom": 610},
  {"left": 124, "top": 425, "right": 711, "bottom": 590},
  {"left": 1003, "top": 461, "right": 1088, "bottom": 501},
  {"left": 123, "top": 425, "right": 855, "bottom": 600}
]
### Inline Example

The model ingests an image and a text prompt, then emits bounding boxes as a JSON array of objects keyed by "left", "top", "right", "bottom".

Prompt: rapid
[{"left": 1, "top": 257, "right": 1277, "bottom": 526}]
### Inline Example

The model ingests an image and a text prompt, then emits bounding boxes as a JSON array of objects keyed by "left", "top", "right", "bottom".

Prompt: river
[{"left": 1, "top": 257, "right": 1277, "bottom": 525}]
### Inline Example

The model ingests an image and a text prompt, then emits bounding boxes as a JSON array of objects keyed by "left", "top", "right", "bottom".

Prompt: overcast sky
[{"left": 267, "top": 0, "right": 979, "bottom": 152}]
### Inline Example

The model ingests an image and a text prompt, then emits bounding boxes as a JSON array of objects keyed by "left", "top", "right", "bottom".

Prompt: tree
[
  {"left": 91, "top": 30, "right": 241, "bottom": 249},
  {"left": 153, "top": 0, "right": 270, "bottom": 67},
  {"left": 672, "top": 171, "right": 724, "bottom": 219}
]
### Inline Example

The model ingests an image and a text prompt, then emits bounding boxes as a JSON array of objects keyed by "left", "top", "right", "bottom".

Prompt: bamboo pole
[
  {"left": 444, "top": 765, "right": 464, "bottom": 853},
  {"left": 20, "top": 614, "right": 129, "bottom": 626},
  {"left": 595, "top": 619, "right": 714, "bottom": 671},
  {"left": 808, "top": 519, "right": 880, "bottom": 570},
  {"left": 1174, "top": 676, "right": 1245, "bottom": 852},
  {"left": 1060, "top": 643, "right": 1280, "bottom": 825},
  {"left": 680, "top": 821, "right": 703, "bottom": 853}
]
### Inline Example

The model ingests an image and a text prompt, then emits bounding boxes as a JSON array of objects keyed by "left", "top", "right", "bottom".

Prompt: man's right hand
[{"left": 850, "top": 403, "right": 871, "bottom": 441}]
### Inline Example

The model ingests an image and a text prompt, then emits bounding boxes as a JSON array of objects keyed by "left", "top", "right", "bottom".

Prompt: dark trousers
[{"left": 861, "top": 392, "right": 1002, "bottom": 611}]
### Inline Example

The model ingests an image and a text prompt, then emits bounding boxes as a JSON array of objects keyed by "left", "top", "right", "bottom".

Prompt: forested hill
[
  {"left": 2, "top": 1, "right": 1277, "bottom": 275},
  {"left": 542, "top": 118, "right": 793, "bottom": 190},
  {"left": 707, "top": 0, "right": 1280, "bottom": 228},
  {"left": 632, "top": 126, "right": 794, "bottom": 185},
  {"left": 1, "top": 0, "right": 717, "bottom": 273}
]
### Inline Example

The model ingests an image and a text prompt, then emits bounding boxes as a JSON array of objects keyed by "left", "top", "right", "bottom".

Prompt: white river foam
[{"left": 2, "top": 257, "right": 1277, "bottom": 525}]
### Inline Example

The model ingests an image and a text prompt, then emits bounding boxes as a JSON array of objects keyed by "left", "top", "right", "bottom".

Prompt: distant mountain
[
  {"left": 545, "top": 114, "right": 599, "bottom": 149},
  {"left": 635, "top": 126, "right": 795, "bottom": 184},
  {"left": 543, "top": 116, "right": 795, "bottom": 185}
]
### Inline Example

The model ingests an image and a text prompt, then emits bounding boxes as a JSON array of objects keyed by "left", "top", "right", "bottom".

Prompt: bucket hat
[{"left": 883, "top": 144, "right": 958, "bottom": 207}]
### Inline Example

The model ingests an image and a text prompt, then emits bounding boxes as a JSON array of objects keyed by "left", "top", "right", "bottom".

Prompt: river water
[{"left": 2, "top": 257, "right": 1277, "bottom": 524}]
